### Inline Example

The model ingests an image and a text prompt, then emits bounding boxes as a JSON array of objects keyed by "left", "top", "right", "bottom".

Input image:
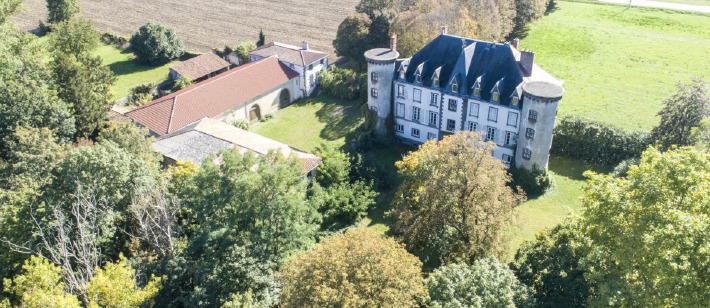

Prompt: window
[
  {"left": 395, "top": 124, "right": 404, "bottom": 133},
  {"left": 415, "top": 73, "right": 422, "bottom": 83},
  {"left": 505, "top": 131, "right": 517, "bottom": 146},
  {"left": 433, "top": 76, "right": 439, "bottom": 87},
  {"left": 310, "top": 75, "right": 315, "bottom": 87},
  {"left": 447, "top": 119, "right": 456, "bottom": 131},
  {"left": 399, "top": 69, "right": 405, "bottom": 80},
  {"left": 396, "top": 103, "right": 405, "bottom": 117},
  {"left": 469, "top": 103, "right": 479, "bottom": 117},
  {"left": 488, "top": 107, "right": 498, "bottom": 122},
  {"left": 473, "top": 84, "right": 481, "bottom": 97},
  {"left": 429, "top": 111, "right": 438, "bottom": 127},
  {"left": 468, "top": 121, "right": 477, "bottom": 131},
  {"left": 448, "top": 99, "right": 457, "bottom": 111},
  {"left": 413, "top": 88, "right": 422, "bottom": 103},
  {"left": 486, "top": 126, "right": 497, "bottom": 142},
  {"left": 412, "top": 107, "right": 421, "bottom": 122},
  {"left": 507, "top": 112, "right": 518, "bottom": 127},
  {"left": 512, "top": 95, "right": 519, "bottom": 106},
  {"left": 492, "top": 91, "right": 499, "bottom": 102},
  {"left": 320, "top": 59, "right": 325, "bottom": 65},
  {"left": 371, "top": 72, "right": 378, "bottom": 82},
  {"left": 370, "top": 88, "right": 378, "bottom": 98},
  {"left": 411, "top": 128, "right": 420, "bottom": 138},
  {"left": 397, "top": 85, "right": 405, "bottom": 98},
  {"left": 526, "top": 128, "right": 535, "bottom": 140},
  {"left": 451, "top": 79, "right": 459, "bottom": 93},
  {"left": 502, "top": 154, "right": 512, "bottom": 164},
  {"left": 522, "top": 148, "right": 532, "bottom": 160},
  {"left": 529, "top": 110, "right": 538, "bottom": 121},
  {"left": 427, "top": 132, "right": 437, "bottom": 140},
  {"left": 430, "top": 93, "right": 439, "bottom": 106},
  {"left": 308, "top": 64, "right": 313, "bottom": 70}
]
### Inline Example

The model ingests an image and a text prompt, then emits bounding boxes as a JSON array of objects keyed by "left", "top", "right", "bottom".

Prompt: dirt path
[
  {"left": 599, "top": 0, "right": 710, "bottom": 13},
  {"left": 11, "top": 0, "right": 359, "bottom": 54}
]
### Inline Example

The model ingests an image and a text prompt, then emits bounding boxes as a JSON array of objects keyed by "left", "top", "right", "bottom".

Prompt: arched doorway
[
  {"left": 249, "top": 105, "right": 261, "bottom": 123},
  {"left": 279, "top": 88, "right": 291, "bottom": 108}
]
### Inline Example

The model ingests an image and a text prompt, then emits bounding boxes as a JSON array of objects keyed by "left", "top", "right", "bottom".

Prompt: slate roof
[
  {"left": 397, "top": 34, "right": 560, "bottom": 106},
  {"left": 152, "top": 118, "right": 321, "bottom": 173},
  {"left": 170, "top": 53, "right": 230, "bottom": 80},
  {"left": 250, "top": 42, "right": 328, "bottom": 67},
  {"left": 126, "top": 57, "right": 299, "bottom": 136}
]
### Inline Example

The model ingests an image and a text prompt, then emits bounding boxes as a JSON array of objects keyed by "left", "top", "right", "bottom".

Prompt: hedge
[
  {"left": 551, "top": 116, "right": 651, "bottom": 166},
  {"left": 320, "top": 67, "right": 363, "bottom": 100}
]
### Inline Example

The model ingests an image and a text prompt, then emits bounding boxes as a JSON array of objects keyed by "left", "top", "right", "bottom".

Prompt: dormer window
[
  {"left": 511, "top": 95, "right": 519, "bottom": 106},
  {"left": 415, "top": 73, "right": 422, "bottom": 83},
  {"left": 473, "top": 84, "right": 481, "bottom": 97},
  {"left": 451, "top": 78, "right": 459, "bottom": 93},
  {"left": 492, "top": 91, "right": 499, "bottom": 102},
  {"left": 399, "top": 69, "right": 405, "bottom": 80},
  {"left": 432, "top": 76, "right": 439, "bottom": 87}
]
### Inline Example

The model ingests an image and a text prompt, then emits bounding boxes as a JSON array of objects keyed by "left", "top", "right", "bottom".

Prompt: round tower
[
  {"left": 364, "top": 35, "right": 399, "bottom": 136},
  {"left": 515, "top": 81, "right": 565, "bottom": 170}
]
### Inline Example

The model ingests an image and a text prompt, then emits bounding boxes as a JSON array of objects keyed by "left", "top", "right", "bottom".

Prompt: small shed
[{"left": 169, "top": 53, "right": 231, "bottom": 82}]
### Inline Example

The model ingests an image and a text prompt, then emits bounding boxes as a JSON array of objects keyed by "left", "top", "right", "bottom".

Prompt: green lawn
[
  {"left": 251, "top": 96, "right": 364, "bottom": 152},
  {"left": 522, "top": 1, "right": 710, "bottom": 130},
  {"left": 93, "top": 44, "right": 180, "bottom": 101}
]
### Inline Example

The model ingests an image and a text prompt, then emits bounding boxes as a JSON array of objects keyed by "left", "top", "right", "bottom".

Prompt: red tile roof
[
  {"left": 170, "top": 53, "right": 230, "bottom": 80},
  {"left": 126, "top": 57, "right": 299, "bottom": 136}
]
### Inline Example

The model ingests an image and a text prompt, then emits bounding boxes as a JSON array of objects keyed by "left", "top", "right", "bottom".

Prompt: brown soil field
[{"left": 11, "top": 0, "right": 359, "bottom": 54}]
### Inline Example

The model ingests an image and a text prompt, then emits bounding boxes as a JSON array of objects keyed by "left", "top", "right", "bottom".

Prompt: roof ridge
[{"left": 166, "top": 96, "right": 178, "bottom": 134}]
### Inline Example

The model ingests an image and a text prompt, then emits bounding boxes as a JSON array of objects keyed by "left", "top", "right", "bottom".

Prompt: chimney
[
  {"left": 390, "top": 34, "right": 397, "bottom": 52},
  {"left": 302, "top": 41, "right": 309, "bottom": 50},
  {"left": 442, "top": 26, "right": 448, "bottom": 35},
  {"left": 520, "top": 49, "right": 535, "bottom": 76},
  {"left": 512, "top": 38, "right": 519, "bottom": 49}
]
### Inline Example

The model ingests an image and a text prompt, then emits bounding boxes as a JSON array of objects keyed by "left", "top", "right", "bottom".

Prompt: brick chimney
[
  {"left": 390, "top": 34, "right": 397, "bottom": 52},
  {"left": 302, "top": 41, "right": 309, "bottom": 50},
  {"left": 520, "top": 49, "right": 534, "bottom": 76},
  {"left": 442, "top": 26, "right": 448, "bottom": 35},
  {"left": 512, "top": 38, "right": 520, "bottom": 49}
]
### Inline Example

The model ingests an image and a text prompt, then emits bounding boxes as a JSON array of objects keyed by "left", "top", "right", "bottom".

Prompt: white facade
[{"left": 249, "top": 55, "right": 328, "bottom": 97}]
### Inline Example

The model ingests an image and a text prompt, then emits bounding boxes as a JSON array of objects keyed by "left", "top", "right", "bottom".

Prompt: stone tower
[
  {"left": 365, "top": 35, "right": 399, "bottom": 136},
  {"left": 516, "top": 81, "right": 565, "bottom": 170}
]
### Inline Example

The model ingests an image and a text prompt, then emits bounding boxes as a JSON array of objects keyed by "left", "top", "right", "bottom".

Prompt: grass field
[
  {"left": 522, "top": 1, "right": 710, "bottom": 130},
  {"left": 93, "top": 45, "right": 179, "bottom": 101}
]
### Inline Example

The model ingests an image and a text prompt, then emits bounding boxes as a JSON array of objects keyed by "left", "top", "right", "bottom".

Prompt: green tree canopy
[
  {"left": 333, "top": 13, "right": 372, "bottom": 65},
  {"left": 581, "top": 147, "right": 710, "bottom": 306},
  {"left": 425, "top": 257, "right": 535, "bottom": 307},
  {"left": 0, "top": 0, "right": 21, "bottom": 24},
  {"left": 279, "top": 227, "right": 426, "bottom": 307},
  {"left": 46, "top": 0, "right": 79, "bottom": 23},
  {"left": 651, "top": 77, "right": 709, "bottom": 150},
  {"left": 86, "top": 255, "right": 162, "bottom": 308},
  {"left": 129, "top": 21, "right": 184, "bottom": 65},
  {"left": 392, "top": 131, "right": 524, "bottom": 265},
  {"left": 49, "top": 17, "right": 99, "bottom": 57},
  {"left": 3, "top": 256, "right": 80, "bottom": 308}
]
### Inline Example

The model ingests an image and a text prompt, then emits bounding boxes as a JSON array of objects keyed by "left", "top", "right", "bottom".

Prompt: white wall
[{"left": 216, "top": 79, "right": 300, "bottom": 124}]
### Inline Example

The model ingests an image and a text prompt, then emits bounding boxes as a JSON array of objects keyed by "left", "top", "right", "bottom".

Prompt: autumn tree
[
  {"left": 392, "top": 131, "right": 524, "bottom": 265},
  {"left": 46, "top": 0, "right": 79, "bottom": 24},
  {"left": 581, "top": 147, "right": 710, "bottom": 306},
  {"left": 651, "top": 77, "right": 709, "bottom": 150},
  {"left": 279, "top": 227, "right": 426, "bottom": 307},
  {"left": 3, "top": 256, "right": 80, "bottom": 307},
  {"left": 86, "top": 255, "right": 162, "bottom": 308},
  {"left": 425, "top": 257, "right": 535, "bottom": 307}
]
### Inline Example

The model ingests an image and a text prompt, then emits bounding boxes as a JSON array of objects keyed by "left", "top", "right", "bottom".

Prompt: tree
[
  {"left": 279, "top": 227, "right": 426, "bottom": 307},
  {"left": 97, "top": 122, "right": 161, "bottom": 169},
  {"left": 392, "top": 131, "right": 524, "bottom": 265},
  {"left": 512, "top": 220, "right": 593, "bottom": 307},
  {"left": 0, "top": 0, "right": 21, "bottom": 24},
  {"left": 651, "top": 77, "right": 709, "bottom": 150},
  {"left": 231, "top": 42, "right": 256, "bottom": 65},
  {"left": 51, "top": 53, "right": 115, "bottom": 138},
  {"left": 49, "top": 17, "right": 99, "bottom": 56},
  {"left": 310, "top": 181, "right": 377, "bottom": 230},
  {"left": 356, "top": 0, "right": 397, "bottom": 19},
  {"left": 333, "top": 13, "right": 371, "bottom": 65},
  {"left": 129, "top": 22, "right": 184, "bottom": 65},
  {"left": 581, "top": 147, "right": 710, "bottom": 306},
  {"left": 313, "top": 143, "right": 351, "bottom": 187},
  {"left": 86, "top": 255, "right": 162, "bottom": 308},
  {"left": 691, "top": 118, "right": 710, "bottom": 151},
  {"left": 129, "top": 179, "right": 181, "bottom": 258},
  {"left": 46, "top": 0, "right": 79, "bottom": 24},
  {"left": 2, "top": 256, "right": 80, "bottom": 307},
  {"left": 256, "top": 29, "right": 265, "bottom": 47},
  {"left": 425, "top": 257, "right": 535, "bottom": 307}
]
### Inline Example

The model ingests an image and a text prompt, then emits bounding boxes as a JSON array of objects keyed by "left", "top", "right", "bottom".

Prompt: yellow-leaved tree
[
  {"left": 3, "top": 256, "right": 80, "bottom": 308},
  {"left": 86, "top": 255, "right": 162, "bottom": 308}
]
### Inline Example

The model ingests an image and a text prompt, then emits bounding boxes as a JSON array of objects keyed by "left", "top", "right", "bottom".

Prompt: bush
[
  {"left": 101, "top": 31, "right": 128, "bottom": 48},
  {"left": 232, "top": 119, "right": 249, "bottom": 130},
  {"left": 552, "top": 116, "right": 651, "bottom": 166},
  {"left": 172, "top": 77, "right": 193, "bottom": 91},
  {"left": 128, "top": 83, "right": 155, "bottom": 106},
  {"left": 610, "top": 157, "right": 640, "bottom": 178},
  {"left": 259, "top": 113, "right": 275, "bottom": 122},
  {"left": 129, "top": 21, "right": 184, "bottom": 65},
  {"left": 320, "top": 68, "right": 363, "bottom": 100},
  {"left": 510, "top": 165, "right": 553, "bottom": 197}
]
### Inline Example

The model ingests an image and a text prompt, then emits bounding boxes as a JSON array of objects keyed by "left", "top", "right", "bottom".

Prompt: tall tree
[
  {"left": 2, "top": 256, "right": 80, "bottom": 307},
  {"left": 333, "top": 13, "right": 372, "bottom": 65},
  {"left": 86, "top": 255, "right": 162, "bottom": 307},
  {"left": 651, "top": 77, "right": 709, "bottom": 150},
  {"left": 49, "top": 17, "right": 99, "bottom": 57},
  {"left": 581, "top": 147, "right": 710, "bottom": 306},
  {"left": 256, "top": 29, "right": 265, "bottom": 47},
  {"left": 46, "top": 0, "right": 79, "bottom": 24},
  {"left": 279, "top": 227, "right": 426, "bottom": 307},
  {"left": 129, "top": 22, "right": 184, "bottom": 65},
  {"left": 425, "top": 258, "right": 535, "bottom": 307},
  {"left": 392, "top": 131, "right": 524, "bottom": 265},
  {"left": 356, "top": 0, "right": 397, "bottom": 19}
]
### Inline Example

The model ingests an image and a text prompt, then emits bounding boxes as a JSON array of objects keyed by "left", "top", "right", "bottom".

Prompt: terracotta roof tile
[
  {"left": 127, "top": 57, "right": 299, "bottom": 136},
  {"left": 170, "top": 53, "right": 230, "bottom": 80}
]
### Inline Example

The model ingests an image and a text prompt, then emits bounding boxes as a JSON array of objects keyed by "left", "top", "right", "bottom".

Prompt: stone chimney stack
[
  {"left": 520, "top": 49, "right": 535, "bottom": 76},
  {"left": 512, "top": 38, "right": 520, "bottom": 49},
  {"left": 442, "top": 26, "right": 448, "bottom": 35},
  {"left": 390, "top": 34, "right": 397, "bottom": 52},
  {"left": 302, "top": 41, "right": 309, "bottom": 50}
]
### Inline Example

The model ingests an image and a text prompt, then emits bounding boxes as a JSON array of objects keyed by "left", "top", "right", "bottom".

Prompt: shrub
[
  {"left": 552, "top": 116, "right": 651, "bottom": 166},
  {"left": 129, "top": 83, "right": 155, "bottom": 106},
  {"left": 172, "top": 77, "right": 193, "bottom": 91},
  {"left": 232, "top": 119, "right": 249, "bottom": 130},
  {"left": 320, "top": 68, "right": 363, "bottom": 100},
  {"left": 510, "top": 165, "right": 553, "bottom": 197},
  {"left": 610, "top": 157, "right": 640, "bottom": 178},
  {"left": 129, "top": 21, "right": 184, "bottom": 65},
  {"left": 101, "top": 31, "right": 128, "bottom": 48},
  {"left": 259, "top": 113, "right": 275, "bottom": 122}
]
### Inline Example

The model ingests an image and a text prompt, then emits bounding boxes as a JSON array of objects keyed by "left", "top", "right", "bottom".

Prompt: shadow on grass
[
  {"left": 548, "top": 156, "right": 612, "bottom": 181},
  {"left": 313, "top": 97, "right": 364, "bottom": 141},
  {"left": 108, "top": 59, "right": 165, "bottom": 77}
]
